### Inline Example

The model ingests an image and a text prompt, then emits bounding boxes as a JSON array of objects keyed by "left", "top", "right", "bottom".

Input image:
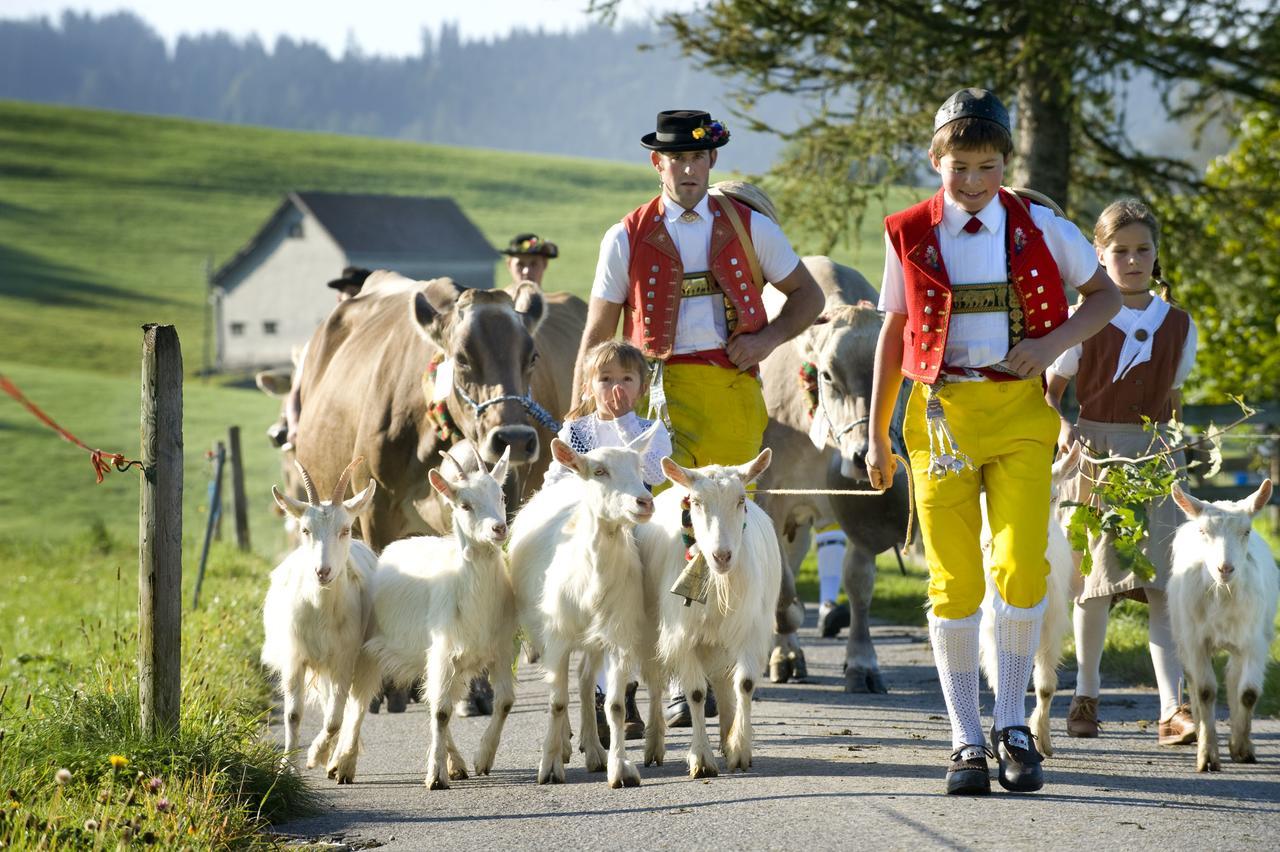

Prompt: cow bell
[{"left": 670, "top": 551, "right": 711, "bottom": 607}]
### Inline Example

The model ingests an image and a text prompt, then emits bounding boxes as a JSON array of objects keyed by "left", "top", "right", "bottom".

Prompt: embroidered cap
[{"left": 934, "top": 88, "right": 1011, "bottom": 134}]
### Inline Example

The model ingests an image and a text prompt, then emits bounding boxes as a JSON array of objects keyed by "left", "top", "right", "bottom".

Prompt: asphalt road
[{"left": 272, "top": 619, "right": 1279, "bottom": 851}]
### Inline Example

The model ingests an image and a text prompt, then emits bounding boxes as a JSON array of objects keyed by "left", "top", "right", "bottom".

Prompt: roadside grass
[
  {"left": 0, "top": 528, "right": 309, "bottom": 849},
  {"left": 794, "top": 539, "right": 1280, "bottom": 716}
]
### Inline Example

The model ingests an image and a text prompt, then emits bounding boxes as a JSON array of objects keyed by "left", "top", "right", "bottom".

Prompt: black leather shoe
[
  {"left": 818, "top": 600, "right": 851, "bottom": 638},
  {"left": 624, "top": 681, "right": 645, "bottom": 740},
  {"left": 946, "top": 744, "right": 992, "bottom": 795},
  {"left": 595, "top": 687, "right": 610, "bottom": 748},
  {"left": 705, "top": 686, "right": 718, "bottom": 719},
  {"left": 456, "top": 675, "right": 494, "bottom": 717},
  {"left": 990, "top": 725, "right": 1044, "bottom": 792},
  {"left": 665, "top": 694, "right": 691, "bottom": 728}
]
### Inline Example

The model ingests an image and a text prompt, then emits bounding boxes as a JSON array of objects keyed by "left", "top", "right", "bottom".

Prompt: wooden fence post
[
  {"left": 139, "top": 324, "right": 183, "bottom": 737},
  {"left": 228, "top": 425, "right": 250, "bottom": 551}
]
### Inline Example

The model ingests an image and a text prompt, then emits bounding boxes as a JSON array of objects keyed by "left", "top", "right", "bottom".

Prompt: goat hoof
[
  {"left": 426, "top": 776, "right": 449, "bottom": 790},
  {"left": 449, "top": 766, "right": 469, "bottom": 781},
  {"left": 1230, "top": 745, "right": 1257, "bottom": 764}
]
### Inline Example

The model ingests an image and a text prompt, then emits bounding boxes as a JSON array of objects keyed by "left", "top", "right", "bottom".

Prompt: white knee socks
[
  {"left": 815, "top": 527, "right": 847, "bottom": 603},
  {"left": 1073, "top": 595, "right": 1109, "bottom": 698},
  {"left": 992, "top": 595, "right": 1046, "bottom": 732},
  {"left": 928, "top": 610, "right": 983, "bottom": 749},
  {"left": 1146, "top": 589, "right": 1183, "bottom": 720}
]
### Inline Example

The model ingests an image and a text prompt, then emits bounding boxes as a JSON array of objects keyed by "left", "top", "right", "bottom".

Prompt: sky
[{"left": 1, "top": 0, "right": 702, "bottom": 57}]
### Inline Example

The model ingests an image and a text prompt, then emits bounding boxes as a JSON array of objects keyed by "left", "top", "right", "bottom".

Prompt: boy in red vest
[
  {"left": 866, "top": 89, "right": 1120, "bottom": 795},
  {"left": 574, "top": 109, "right": 823, "bottom": 727}
]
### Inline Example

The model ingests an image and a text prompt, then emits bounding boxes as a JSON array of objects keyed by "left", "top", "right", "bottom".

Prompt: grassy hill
[{"left": 0, "top": 99, "right": 915, "bottom": 549}]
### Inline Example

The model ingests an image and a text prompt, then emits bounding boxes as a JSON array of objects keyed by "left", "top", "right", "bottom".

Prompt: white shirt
[
  {"left": 1049, "top": 302, "right": 1198, "bottom": 390},
  {"left": 542, "top": 411, "right": 673, "bottom": 488},
  {"left": 592, "top": 192, "right": 801, "bottom": 354},
  {"left": 878, "top": 192, "right": 1099, "bottom": 368}
]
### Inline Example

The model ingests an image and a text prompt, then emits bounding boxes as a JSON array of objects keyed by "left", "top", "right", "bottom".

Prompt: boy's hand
[
  {"left": 866, "top": 434, "right": 898, "bottom": 491},
  {"left": 1056, "top": 418, "right": 1080, "bottom": 456},
  {"left": 1005, "top": 336, "right": 1060, "bottom": 378}
]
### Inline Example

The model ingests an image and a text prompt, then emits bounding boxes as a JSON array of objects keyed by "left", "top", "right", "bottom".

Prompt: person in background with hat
[
  {"left": 864, "top": 89, "right": 1120, "bottom": 795},
  {"left": 503, "top": 233, "right": 559, "bottom": 286},
  {"left": 283, "top": 266, "right": 372, "bottom": 447},
  {"left": 573, "top": 109, "right": 824, "bottom": 728}
]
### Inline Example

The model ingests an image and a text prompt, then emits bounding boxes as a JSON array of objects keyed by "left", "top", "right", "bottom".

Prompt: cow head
[
  {"left": 411, "top": 279, "right": 546, "bottom": 466},
  {"left": 796, "top": 303, "right": 882, "bottom": 481}
]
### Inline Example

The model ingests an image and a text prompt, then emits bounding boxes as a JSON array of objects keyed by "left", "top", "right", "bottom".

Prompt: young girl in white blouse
[
  {"left": 1047, "top": 199, "right": 1198, "bottom": 748},
  {"left": 544, "top": 339, "right": 672, "bottom": 743},
  {"left": 544, "top": 339, "right": 672, "bottom": 488}
]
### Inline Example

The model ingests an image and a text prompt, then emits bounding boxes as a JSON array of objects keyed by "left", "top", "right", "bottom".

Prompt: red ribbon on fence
[{"left": 0, "top": 373, "right": 143, "bottom": 483}]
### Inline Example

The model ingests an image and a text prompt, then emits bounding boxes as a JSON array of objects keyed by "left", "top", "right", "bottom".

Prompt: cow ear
[
  {"left": 254, "top": 369, "right": 292, "bottom": 398},
  {"left": 411, "top": 292, "right": 450, "bottom": 349},
  {"left": 510, "top": 281, "right": 545, "bottom": 335}
]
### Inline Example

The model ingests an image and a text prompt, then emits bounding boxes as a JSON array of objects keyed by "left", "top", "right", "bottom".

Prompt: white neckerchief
[{"left": 1111, "top": 296, "right": 1169, "bottom": 382}]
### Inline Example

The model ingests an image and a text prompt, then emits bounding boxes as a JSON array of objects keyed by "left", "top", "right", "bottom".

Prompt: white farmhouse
[{"left": 211, "top": 191, "right": 498, "bottom": 370}]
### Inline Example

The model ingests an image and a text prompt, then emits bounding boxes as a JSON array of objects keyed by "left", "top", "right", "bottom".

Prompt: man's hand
[
  {"left": 1056, "top": 418, "right": 1080, "bottom": 456},
  {"left": 1005, "top": 336, "right": 1060, "bottom": 378},
  {"left": 866, "top": 433, "right": 898, "bottom": 491},
  {"left": 725, "top": 327, "right": 779, "bottom": 371}
]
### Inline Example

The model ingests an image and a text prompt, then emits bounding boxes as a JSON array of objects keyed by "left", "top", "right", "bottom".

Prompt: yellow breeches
[
  {"left": 662, "top": 363, "right": 768, "bottom": 469},
  {"left": 903, "top": 378, "right": 1059, "bottom": 619}
]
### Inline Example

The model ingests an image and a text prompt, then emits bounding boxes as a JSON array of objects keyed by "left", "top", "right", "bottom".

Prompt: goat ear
[
  {"left": 1052, "top": 441, "right": 1083, "bottom": 482},
  {"left": 630, "top": 420, "right": 663, "bottom": 454},
  {"left": 272, "top": 485, "right": 309, "bottom": 519},
  {"left": 737, "top": 447, "right": 773, "bottom": 485},
  {"left": 1170, "top": 482, "right": 1205, "bottom": 519},
  {"left": 344, "top": 479, "right": 376, "bottom": 515},
  {"left": 490, "top": 445, "right": 512, "bottom": 485},
  {"left": 428, "top": 468, "right": 456, "bottom": 502},
  {"left": 660, "top": 456, "right": 695, "bottom": 489},
  {"left": 1243, "top": 478, "right": 1273, "bottom": 515},
  {"left": 551, "top": 438, "right": 585, "bottom": 476}
]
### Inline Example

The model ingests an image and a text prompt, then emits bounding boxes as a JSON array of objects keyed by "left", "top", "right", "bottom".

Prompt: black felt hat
[
  {"left": 640, "top": 110, "right": 731, "bottom": 152},
  {"left": 326, "top": 266, "right": 372, "bottom": 292},
  {"left": 934, "top": 89, "right": 1011, "bottom": 134},
  {"left": 501, "top": 233, "right": 559, "bottom": 259}
]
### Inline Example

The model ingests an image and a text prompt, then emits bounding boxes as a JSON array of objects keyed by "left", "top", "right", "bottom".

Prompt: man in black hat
[
  {"left": 865, "top": 88, "right": 1119, "bottom": 796},
  {"left": 502, "top": 233, "right": 558, "bottom": 286},
  {"left": 573, "top": 109, "right": 823, "bottom": 731},
  {"left": 326, "top": 265, "right": 371, "bottom": 301}
]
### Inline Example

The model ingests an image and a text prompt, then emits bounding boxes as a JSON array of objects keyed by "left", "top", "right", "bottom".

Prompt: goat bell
[{"left": 670, "top": 551, "right": 711, "bottom": 607}]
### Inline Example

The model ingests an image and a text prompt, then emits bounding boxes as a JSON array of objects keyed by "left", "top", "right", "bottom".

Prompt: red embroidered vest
[
  {"left": 885, "top": 188, "right": 1070, "bottom": 384},
  {"left": 621, "top": 194, "right": 765, "bottom": 360}
]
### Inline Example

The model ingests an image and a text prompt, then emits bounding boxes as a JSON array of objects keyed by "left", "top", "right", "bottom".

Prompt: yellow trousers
[
  {"left": 903, "top": 378, "right": 1058, "bottom": 619},
  {"left": 663, "top": 363, "right": 768, "bottom": 469}
]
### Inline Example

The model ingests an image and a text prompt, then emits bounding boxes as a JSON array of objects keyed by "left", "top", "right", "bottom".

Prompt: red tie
[{"left": 963, "top": 215, "right": 983, "bottom": 234}]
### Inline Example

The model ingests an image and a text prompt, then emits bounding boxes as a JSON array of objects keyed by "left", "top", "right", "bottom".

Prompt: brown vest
[{"left": 1077, "top": 306, "right": 1191, "bottom": 423}]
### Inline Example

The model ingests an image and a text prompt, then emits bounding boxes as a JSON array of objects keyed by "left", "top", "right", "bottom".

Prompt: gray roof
[{"left": 213, "top": 191, "right": 498, "bottom": 284}]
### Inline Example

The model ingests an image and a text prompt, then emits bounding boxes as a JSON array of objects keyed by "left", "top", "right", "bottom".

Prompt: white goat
[
  {"left": 1168, "top": 478, "right": 1276, "bottom": 772},
  {"left": 979, "top": 442, "right": 1081, "bottom": 757},
  {"left": 363, "top": 448, "right": 515, "bottom": 790},
  {"left": 637, "top": 450, "right": 781, "bottom": 779},
  {"left": 508, "top": 433, "right": 659, "bottom": 789},
  {"left": 261, "top": 457, "right": 379, "bottom": 784}
]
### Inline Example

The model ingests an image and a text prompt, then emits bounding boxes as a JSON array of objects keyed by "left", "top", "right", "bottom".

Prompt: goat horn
[
  {"left": 468, "top": 443, "right": 484, "bottom": 471},
  {"left": 294, "top": 460, "right": 319, "bottom": 504},
  {"left": 330, "top": 456, "right": 365, "bottom": 504}
]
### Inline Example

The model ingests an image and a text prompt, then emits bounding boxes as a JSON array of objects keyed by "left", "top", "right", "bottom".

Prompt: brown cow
[
  {"left": 757, "top": 256, "right": 912, "bottom": 693},
  {"left": 294, "top": 271, "right": 586, "bottom": 550}
]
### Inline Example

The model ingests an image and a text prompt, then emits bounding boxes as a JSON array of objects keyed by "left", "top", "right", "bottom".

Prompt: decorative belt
[
  {"left": 949, "top": 281, "right": 1012, "bottom": 314},
  {"left": 680, "top": 273, "right": 719, "bottom": 298}
]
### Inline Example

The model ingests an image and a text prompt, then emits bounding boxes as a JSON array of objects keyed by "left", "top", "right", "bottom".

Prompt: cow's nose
[{"left": 486, "top": 425, "right": 538, "bottom": 464}]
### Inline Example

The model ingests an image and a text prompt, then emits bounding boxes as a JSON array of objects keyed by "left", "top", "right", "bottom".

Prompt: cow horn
[
  {"left": 331, "top": 456, "right": 365, "bottom": 504},
  {"left": 294, "top": 460, "right": 319, "bottom": 504}
]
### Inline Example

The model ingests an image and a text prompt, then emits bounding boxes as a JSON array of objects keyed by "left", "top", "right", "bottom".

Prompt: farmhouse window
[
  {"left": 230, "top": 322, "right": 245, "bottom": 336},
  {"left": 288, "top": 222, "right": 303, "bottom": 238},
  {"left": 263, "top": 321, "right": 278, "bottom": 335}
]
